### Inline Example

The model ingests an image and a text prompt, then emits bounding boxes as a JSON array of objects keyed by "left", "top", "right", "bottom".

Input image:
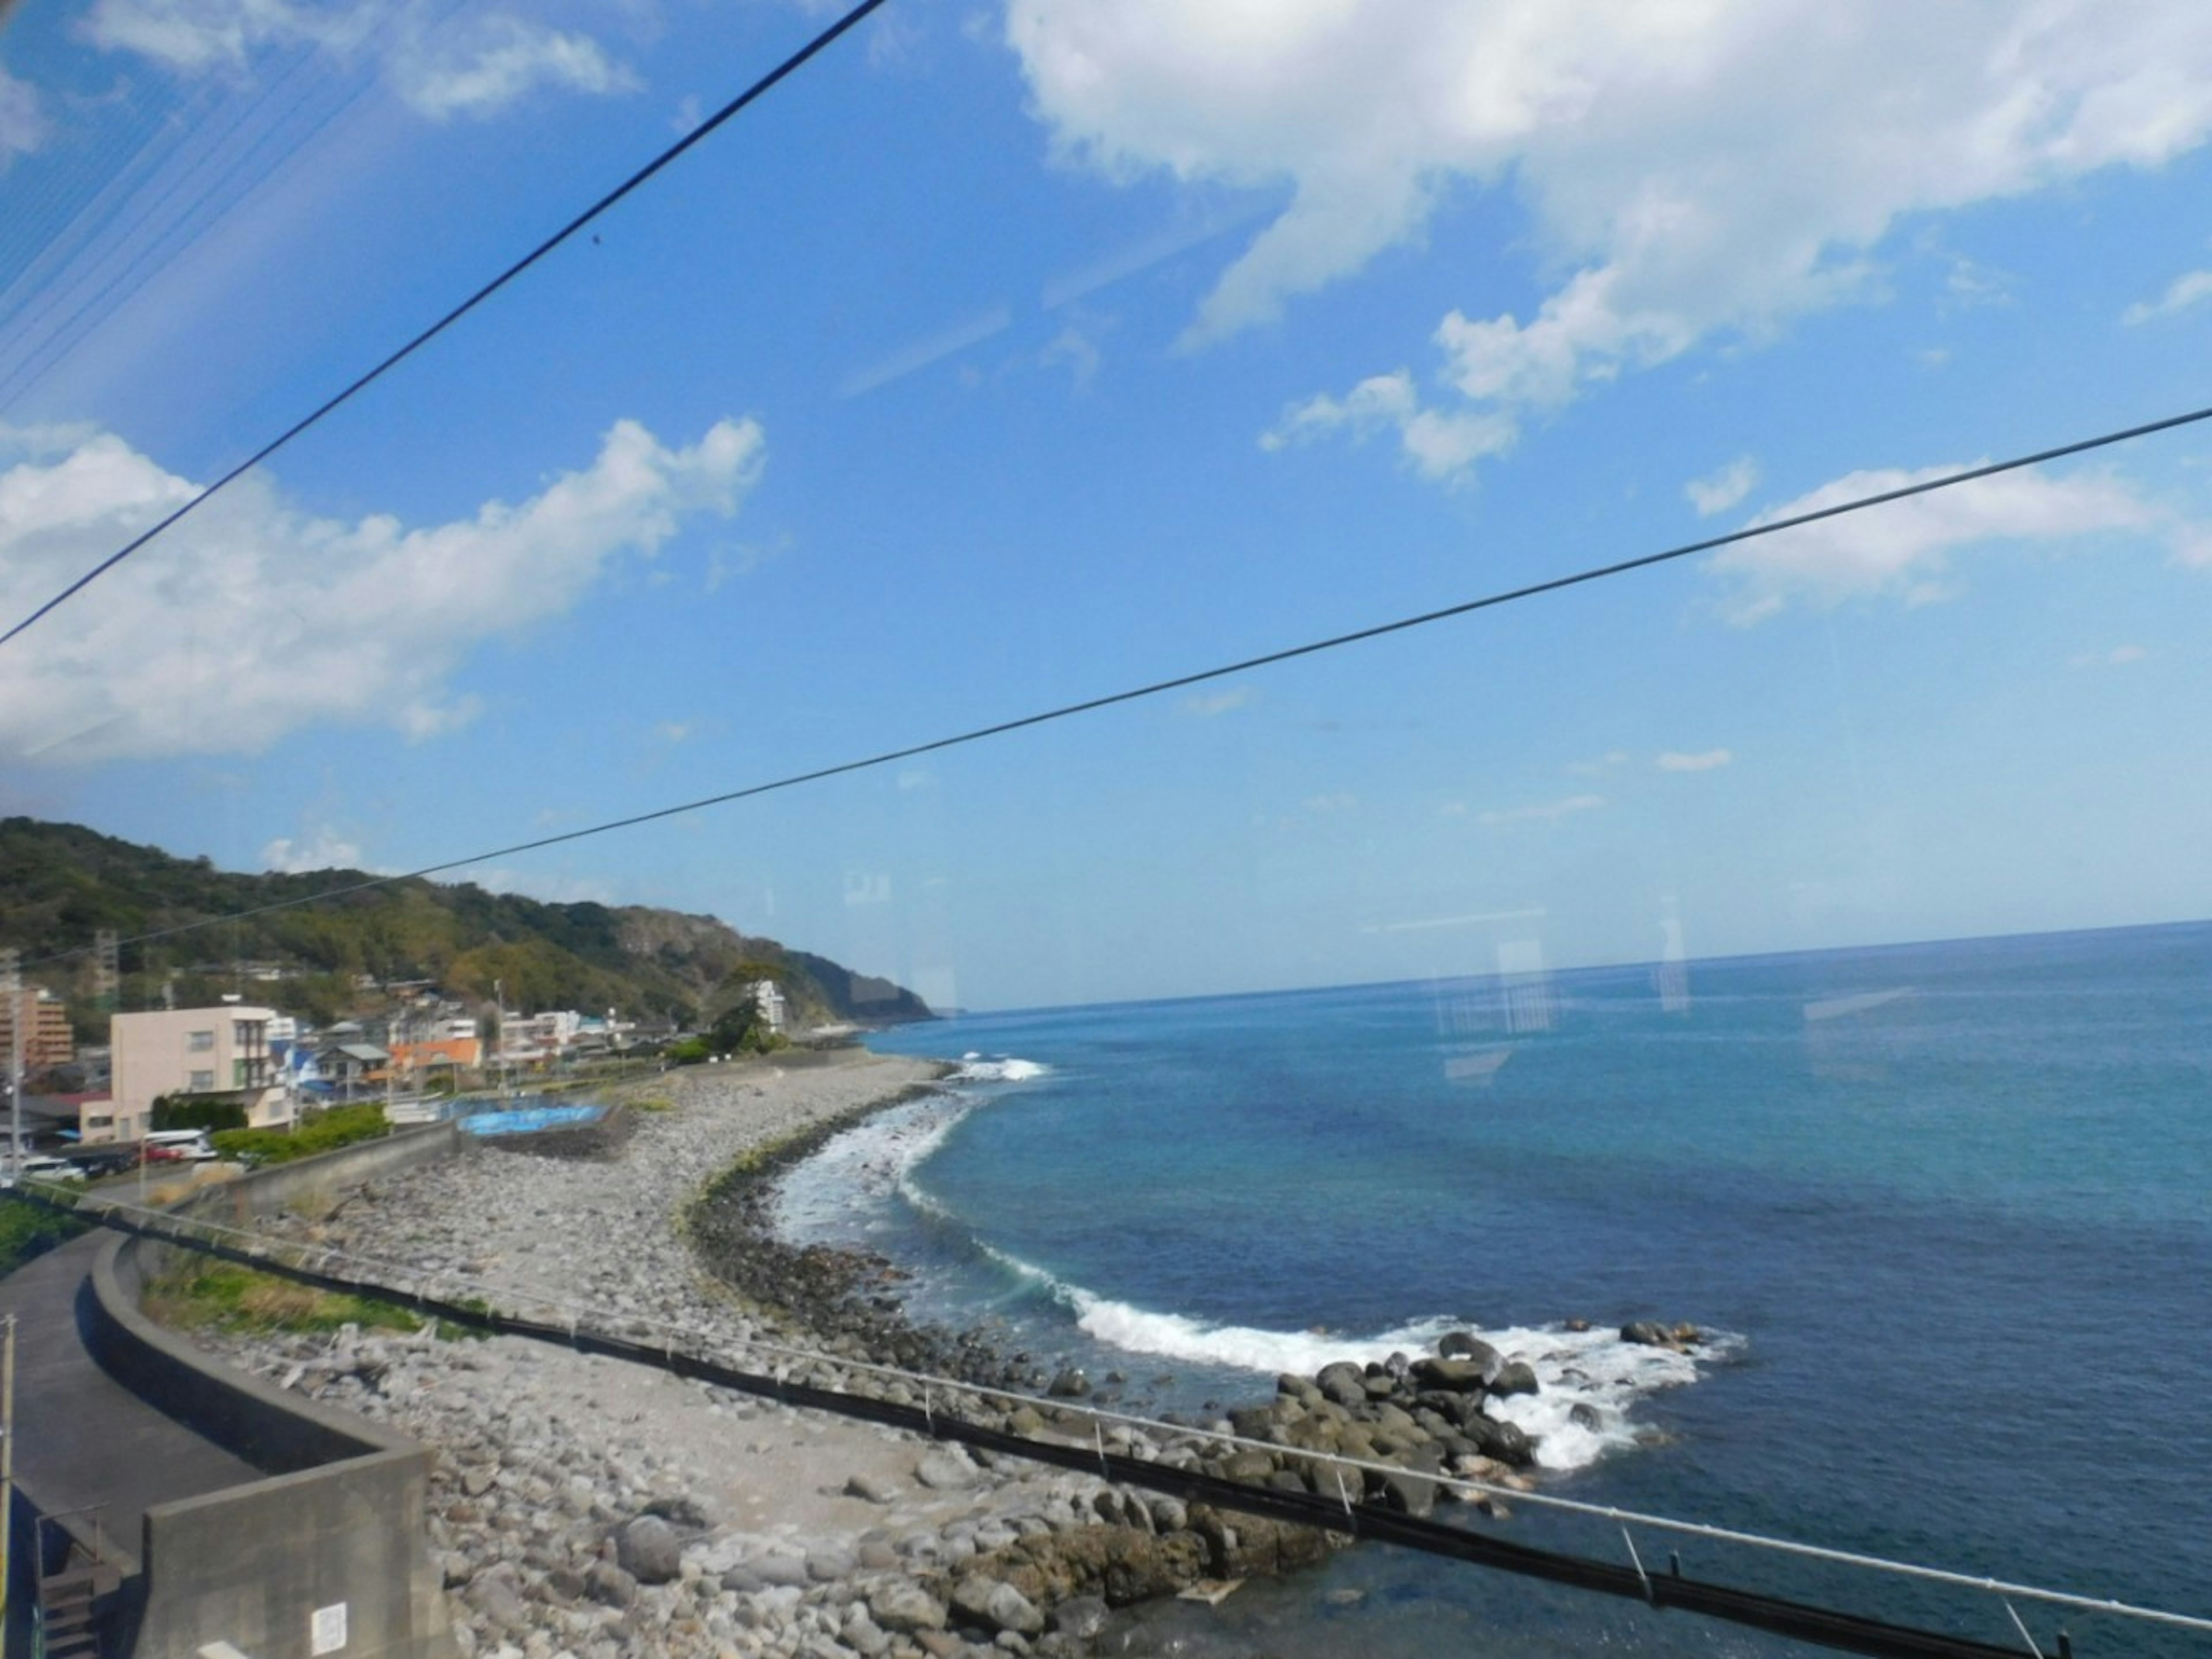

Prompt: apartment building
[
  {"left": 1, "top": 986, "right": 76, "bottom": 1073},
  {"left": 102, "top": 1005, "right": 289, "bottom": 1142}
]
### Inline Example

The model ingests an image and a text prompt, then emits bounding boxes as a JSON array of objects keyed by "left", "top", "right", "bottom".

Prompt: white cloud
[
  {"left": 85, "top": 0, "right": 382, "bottom": 71},
  {"left": 2122, "top": 268, "right": 2212, "bottom": 325},
  {"left": 399, "top": 17, "right": 638, "bottom": 122},
  {"left": 1706, "top": 463, "right": 2200, "bottom": 623},
  {"left": 82, "top": 0, "right": 637, "bottom": 120},
  {"left": 1007, "top": 2, "right": 2212, "bottom": 476},
  {"left": 260, "top": 827, "right": 368, "bottom": 873},
  {"left": 1182, "top": 685, "right": 1251, "bottom": 717},
  {"left": 1478, "top": 792, "right": 1604, "bottom": 826},
  {"left": 1040, "top": 324, "right": 1103, "bottom": 391},
  {"left": 0, "top": 60, "right": 47, "bottom": 168},
  {"left": 0, "top": 416, "right": 765, "bottom": 762},
  {"left": 1686, "top": 456, "right": 1760, "bottom": 517},
  {"left": 1566, "top": 748, "right": 1630, "bottom": 777},
  {"left": 1262, "top": 369, "right": 1515, "bottom": 481},
  {"left": 1305, "top": 791, "right": 1357, "bottom": 812},
  {"left": 2069, "top": 643, "right": 2148, "bottom": 668},
  {"left": 1656, "top": 749, "right": 1732, "bottom": 772}
]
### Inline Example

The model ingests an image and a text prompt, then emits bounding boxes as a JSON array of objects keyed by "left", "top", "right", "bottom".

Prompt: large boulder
[
  {"left": 1489, "top": 1360, "right": 1540, "bottom": 1397},
  {"left": 1316, "top": 1362, "right": 1367, "bottom": 1408},
  {"left": 612, "top": 1514, "right": 682, "bottom": 1585},
  {"left": 951, "top": 1575, "right": 1047, "bottom": 1637},
  {"left": 1437, "top": 1331, "right": 1502, "bottom": 1370},
  {"left": 1411, "top": 1357, "right": 1491, "bottom": 1393},
  {"left": 869, "top": 1581, "right": 949, "bottom": 1634}
]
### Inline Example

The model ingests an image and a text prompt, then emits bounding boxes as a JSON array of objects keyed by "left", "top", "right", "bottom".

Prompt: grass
[
  {"left": 0, "top": 1193, "right": 89, "bottom": 1278},
  {"left": 145, "top": 1258, "right": 484, "bottom": 1340}
]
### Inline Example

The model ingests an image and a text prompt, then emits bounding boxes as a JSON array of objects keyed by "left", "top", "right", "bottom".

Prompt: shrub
[{"left": 212, "top": 1103, "right": 389, "bottom": 1167}]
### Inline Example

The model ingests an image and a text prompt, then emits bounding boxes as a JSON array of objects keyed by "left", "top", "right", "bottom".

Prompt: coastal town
[{"left": 2, "top": 970, "right": 792, "bottom": 1166}]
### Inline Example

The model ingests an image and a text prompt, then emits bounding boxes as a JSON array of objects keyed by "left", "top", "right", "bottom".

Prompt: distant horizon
[{"left": 897, "top": 913, "right": 2212, "bottom": 1022}]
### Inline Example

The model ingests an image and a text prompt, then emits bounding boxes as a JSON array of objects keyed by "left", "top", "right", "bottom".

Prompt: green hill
[{"left": 0, "top": 817, "right": 932, "bottom": 1040}]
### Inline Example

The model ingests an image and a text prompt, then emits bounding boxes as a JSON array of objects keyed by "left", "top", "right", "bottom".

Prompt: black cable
[
  {"left": 0, "top": 0, "right": 895, "bottom": 650},
  {"left": 22, "top": 398, "right": 2212, "bottom": 971}
]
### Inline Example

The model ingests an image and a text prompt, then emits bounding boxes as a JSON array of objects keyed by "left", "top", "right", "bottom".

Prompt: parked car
[
  {"left": 67, "top": 1147, "right": 139, "bottom": 1177},
  {"left": 143, "top": 1129, "right": 218, "bottom": 1162},
  {"left": 12, "top": 1154, "right": 86, "bottom": 1183}
]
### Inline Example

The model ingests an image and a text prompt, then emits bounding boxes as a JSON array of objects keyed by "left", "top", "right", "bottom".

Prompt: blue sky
[{"left": 3, "top": 0, "right": 2211, "bottom": 1011}]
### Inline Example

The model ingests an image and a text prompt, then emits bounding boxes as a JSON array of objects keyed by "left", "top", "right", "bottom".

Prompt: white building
[
  {"left": 103, "top": 1005, "right": 290, "bottom": 1142},
  {"left": 751, "top": 980, "right": 787, "bottom": 1035}
]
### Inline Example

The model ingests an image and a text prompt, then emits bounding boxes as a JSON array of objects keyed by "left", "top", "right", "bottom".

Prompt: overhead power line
[
  {"left": 0, "top": 0, "right": 895, "bottom": 652},
  {"left": 30, "top": 399, "right": 2212, "bottom": 971}
]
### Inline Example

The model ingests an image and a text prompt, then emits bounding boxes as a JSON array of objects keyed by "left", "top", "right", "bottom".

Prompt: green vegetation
[
  {"left": 146, "top": 1258, "right": 437, "bottom": 1338},
  {"left": 212, "top": 1103, "right": 389, "bottom": 1166},
  {"left": 0, "top": 1192, "right": 89, "bottom": 1278},
  {"left": 150, "top": 1096, "right": 249, "bottom": 1133},
  {"left": 0, "top": 816, "right": 931, "bottom": 1044}
]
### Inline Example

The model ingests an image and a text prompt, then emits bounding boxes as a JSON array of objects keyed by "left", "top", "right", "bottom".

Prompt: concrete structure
[
  {"left": 107, "top": 1006, "right": 286, "bottom": 1140},
  {"left": 751, "top": 979, "right": 789, "bottom": 1035},
  {"left": 2, "top": 1122, "right": 463, "bottom": 1658},
  {"left": 2, "top": 984, "right": 75, "bottom": 1072}
]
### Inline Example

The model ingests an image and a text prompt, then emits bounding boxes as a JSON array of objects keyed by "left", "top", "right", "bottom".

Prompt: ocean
[{"left": 777, "top": 922, "right": 2212, "bottom": 1657}]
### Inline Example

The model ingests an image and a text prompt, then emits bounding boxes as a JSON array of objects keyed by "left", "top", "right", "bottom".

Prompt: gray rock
[
  {"left": 916, "top": 1450, "right": 981, "bottom": 1491},
  {"left": 1047, "top": 1596, "right": 1111, "bottom": 1639},
  {"left": 846, "top": 1471, "right": 902, "bottom": 1503},
  {"left": 805, "top": 1543, "right": 858, "bottom": 1582},
  {"left": 869, "top": 1581, "right": 949, "bottom": 1634},
  {"left": 952, "top": 1577, "right": 1046, "bottom": 1638},
  {"left": 1411, "top": 1357, "right": 1491, "bottom": 1392},
  {"left": 753, "top": 1552, "right": 810, "bottom": 1588},
  {"left": 1490, "top": 1361, "right": 1540, "bottom": 1397},
  {"left": 1148, "top": 1495, "right": 1188, "bottom": 1532},
  {"left": 583, "top": 1559, "right": 638, "bottom": 1609},
  {"left": 1047, "top": 1368, "right": 1090, "bottom": 1398},
  {"left": 613, "top": 1514, "right": 683, "bottom": 1584},
  {"left": 464, "top": 1572, "right": 529, "bottom": 1630},
  {"left": 1316, "top": 1362, "right": 1366, "bottom": 1408}
]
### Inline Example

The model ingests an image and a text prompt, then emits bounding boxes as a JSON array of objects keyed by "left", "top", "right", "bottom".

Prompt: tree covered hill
[{"left": 0, "top": 817, "right": 932, "bottom": 1039}]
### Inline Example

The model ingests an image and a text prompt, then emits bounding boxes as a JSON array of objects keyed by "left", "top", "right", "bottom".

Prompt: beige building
[
  {"left": 102, "top": 1005, "right": 289, "bottom": 1143},
  {"left": 1, "top": 986, "right": 75, "bottom": 1073}
]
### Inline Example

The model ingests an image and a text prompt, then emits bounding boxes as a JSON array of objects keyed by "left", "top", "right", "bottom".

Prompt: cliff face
[{"left": 0, "top": 817, "right": 932, "bottom": 1034}]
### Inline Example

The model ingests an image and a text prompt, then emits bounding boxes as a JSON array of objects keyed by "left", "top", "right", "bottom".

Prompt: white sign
[{"left": 310, "top": 1602, "right": 349, "bottom": 1655}]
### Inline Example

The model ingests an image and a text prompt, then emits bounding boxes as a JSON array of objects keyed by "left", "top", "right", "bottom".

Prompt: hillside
[{"left": 0, "top": 817, "right": 933, "bottom": 1039}]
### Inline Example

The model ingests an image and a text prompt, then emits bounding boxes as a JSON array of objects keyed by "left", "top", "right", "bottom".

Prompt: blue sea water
[{"left": 790, "top": 922, "right": 2212, "bottom": 1657}]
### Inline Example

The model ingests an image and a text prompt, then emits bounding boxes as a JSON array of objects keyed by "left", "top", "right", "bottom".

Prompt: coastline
[{"left": 169, "top": 1051, "right": 1343, "bottom": 1658}]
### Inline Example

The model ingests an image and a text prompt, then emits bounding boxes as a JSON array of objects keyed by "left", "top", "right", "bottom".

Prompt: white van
[{"left": 143, "top": 1128, "right": 219, "bottom": 1162}]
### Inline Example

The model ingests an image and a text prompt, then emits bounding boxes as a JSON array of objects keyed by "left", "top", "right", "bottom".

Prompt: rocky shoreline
[{"left": 183, "top": 1052, "right": 1708, "bottom": 1658}]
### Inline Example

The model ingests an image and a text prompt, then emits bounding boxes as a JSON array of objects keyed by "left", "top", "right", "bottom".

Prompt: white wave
[
  {"left": 974, "top": 1244, "right": 1733, "bottom": 1474},
  {"left": 772, "top": 1093, "right": 975, "bottom": 1235},
  {"left": 949, "top": 1054, "right": 1051, "bottom": 1083}
]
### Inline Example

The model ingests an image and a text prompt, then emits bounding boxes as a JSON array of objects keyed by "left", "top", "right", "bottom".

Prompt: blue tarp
[{"left": 455, "top": 1103, "right": 605, "bottom": 1137}]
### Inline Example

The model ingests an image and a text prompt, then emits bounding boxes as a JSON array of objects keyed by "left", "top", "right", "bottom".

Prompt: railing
[{"left": 24, "top": 1181, "right": 2207, "bottom": 1659}]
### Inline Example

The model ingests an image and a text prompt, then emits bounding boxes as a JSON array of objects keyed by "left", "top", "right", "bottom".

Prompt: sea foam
[
  {"left": 777, "top": 1050, "right": 1728, "bottom": 1474},
  {"left": 972, "top": 1240, "right": 1730, "bottom": 1472}
]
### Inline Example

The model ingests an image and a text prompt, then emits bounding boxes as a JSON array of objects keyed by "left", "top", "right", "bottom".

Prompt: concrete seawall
[{"left": 79, "top": 1122, "right": 464, "bottom": 1658}]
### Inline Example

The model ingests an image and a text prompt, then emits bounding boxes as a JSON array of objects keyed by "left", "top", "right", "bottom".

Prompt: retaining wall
[{"left": 86, "top": 1122, "right": 463, "bottom": 1658}]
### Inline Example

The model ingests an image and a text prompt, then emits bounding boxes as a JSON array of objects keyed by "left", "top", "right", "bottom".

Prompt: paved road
[{"left": 0, "top": 1227, "right": 263, "bottom": 1573}]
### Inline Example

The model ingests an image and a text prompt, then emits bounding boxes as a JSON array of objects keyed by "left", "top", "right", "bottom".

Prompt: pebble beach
[{"left": 186, "top": 1054, "right": 1349, "bottom": 1659}]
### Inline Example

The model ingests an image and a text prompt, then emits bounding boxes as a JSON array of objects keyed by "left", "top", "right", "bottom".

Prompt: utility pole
[
  {"left": 2, "top": 1313, "right": 14, "bottom": 1645},
  {"left": 2, "top": 949, "right": 21, "bottom": 1178}
]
